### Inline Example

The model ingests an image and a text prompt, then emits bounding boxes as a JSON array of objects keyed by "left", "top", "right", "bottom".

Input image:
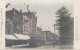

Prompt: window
[{"left": 24, "top": 26, "right": 26, "bottom": 32}]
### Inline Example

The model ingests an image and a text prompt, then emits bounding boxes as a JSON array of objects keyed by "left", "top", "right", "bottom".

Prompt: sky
[{"left": 6, "top": 0, "right": 73, "bottom": 33}]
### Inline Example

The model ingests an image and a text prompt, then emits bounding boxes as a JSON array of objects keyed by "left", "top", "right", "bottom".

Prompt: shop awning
[
  {"left": 13, "top": 33, "right": 30, "bottom": 40},
  {"left": 23, "top": 35, "right": 30, "bottom": 39},
  {"left": 5, "top": 34, "right": 18, "bottom": 40}
]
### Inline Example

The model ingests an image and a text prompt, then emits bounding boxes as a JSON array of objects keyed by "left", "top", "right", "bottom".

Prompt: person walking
[{"left": 53, "top": 40, "right": 55, "bottom": 47}]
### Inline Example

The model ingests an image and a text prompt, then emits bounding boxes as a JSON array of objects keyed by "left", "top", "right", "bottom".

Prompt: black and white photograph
[{"left": 5, "top": 0, "right": 74, "bottom": 49}]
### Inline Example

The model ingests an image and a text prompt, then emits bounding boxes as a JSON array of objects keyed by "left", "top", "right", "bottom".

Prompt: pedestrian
[{"left": 53, "top": 40, "right": 55, "bottom": 47}]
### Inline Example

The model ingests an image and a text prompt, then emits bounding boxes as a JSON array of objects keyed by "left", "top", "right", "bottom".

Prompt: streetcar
[{"left": 29, "top": 37, "right": 45, "bottom": 47}]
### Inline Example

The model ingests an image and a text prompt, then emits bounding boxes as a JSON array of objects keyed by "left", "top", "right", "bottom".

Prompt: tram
[{"left": 29, "top": 37, "right": 45, "bottom": 47}]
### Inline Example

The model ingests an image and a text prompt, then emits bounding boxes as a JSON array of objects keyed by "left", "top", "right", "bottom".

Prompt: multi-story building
[
  {"left": 6, "top": 8, "right": 23, "bottom": 34},
  {"left": 23, "top": 10, "right": 37, "bottom": 35}
]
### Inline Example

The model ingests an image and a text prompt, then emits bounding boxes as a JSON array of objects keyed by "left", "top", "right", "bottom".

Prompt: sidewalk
[{"left": 6, "top": 44, "right": 29, "bottom": 49}]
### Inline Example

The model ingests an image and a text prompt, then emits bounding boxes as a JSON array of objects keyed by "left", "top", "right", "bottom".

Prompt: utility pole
[
  {"left": 27, "top": 5, "right": 29, "bottom": 11},
  {"left": 54, "top": 24, "right": 55, "bottom": 35},
  {"left": 53, "top": 24, "right": 56, "bottom": 46}
]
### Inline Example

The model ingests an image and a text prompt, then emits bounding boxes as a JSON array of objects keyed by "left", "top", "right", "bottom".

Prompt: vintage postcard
[
  {"left": 0, "top": 0, "right": 80, "bottom": 50},
  {"left": 5, "top": 0, "right": 74, "bottom": 49}
]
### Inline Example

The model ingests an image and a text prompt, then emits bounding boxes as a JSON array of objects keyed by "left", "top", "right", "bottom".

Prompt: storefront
[
  {"left": 5, "top": 34, "right": 18, "bottom": 47},
  {"left": 13, "top": 33, "right": 30, "bottom": 44},
  {"left": 6, "top": 33, "right": 30, "bottom": 47}
]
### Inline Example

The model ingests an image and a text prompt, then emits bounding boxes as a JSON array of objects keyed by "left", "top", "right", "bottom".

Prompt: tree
[{"left": 55, "top": 6, "right": 74, "bottom": 45}]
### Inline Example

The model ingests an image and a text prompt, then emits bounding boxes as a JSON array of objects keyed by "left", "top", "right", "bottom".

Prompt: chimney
[
  {"left": 13, "top": 8, "right": 14, "bottom": 10},
  {"left": 13, "top": 8, "right": 15, "bottom": 15},
  {"left": 20, "top": 9, "right": 22, "bottom": 13}
]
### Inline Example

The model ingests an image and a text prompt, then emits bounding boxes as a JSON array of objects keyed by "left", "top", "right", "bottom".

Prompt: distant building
[
  {"left": 6, "top": 8, "right": 23, "bottom": 34},
  {"left": 37, "top": 27, "right": 42, "bottom": 36},
  {"left": 42, "top": 31, "right": 54, "bottom": 41},
  {"left": 23, "top": 10, "right": 37, "bottom": 35}
]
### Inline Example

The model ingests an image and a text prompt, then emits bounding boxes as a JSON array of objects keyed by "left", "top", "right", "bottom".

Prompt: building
[
  {"left": 37, "top": 27, "right": 42, "bottom": 36},
  {"left": 23, "top": 15, "right": 29, "bottom": 34},
  {"left": 6, "top": 8, "right": 23, "bottom": 34},
  {"left": 42, "top": 31, "right": 54, "bottom": 41},
  {"left": 23, "top": 10, "right": 37, "bottom": 35}
]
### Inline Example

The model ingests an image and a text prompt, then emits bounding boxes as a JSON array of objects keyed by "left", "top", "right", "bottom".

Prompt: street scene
[{"left": 5, "top": 0, "right": 73, "bottom": 49}]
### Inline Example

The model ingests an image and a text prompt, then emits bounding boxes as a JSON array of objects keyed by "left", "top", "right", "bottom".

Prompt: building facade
[
  {"left": 23, "top": 15, "right": 29, "bottom": 34},
  {"left": 43, "top": 31, "right": 54, "bottom": 41},
  {"left": 6, "top": 8, "right": 23, "bottom": 34},
  {"left": 23, "top": 10, "right": 37, "bottom": 35},
  {"left": 37, "top": 27, "right": 42, "bottom": 36},
  {"left": 6, "top": 19, "right": 13, "bottom": 35}
]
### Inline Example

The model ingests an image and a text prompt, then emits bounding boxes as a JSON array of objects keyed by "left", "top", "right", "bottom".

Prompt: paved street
[
  {"left": 6, "top": 43, "right": 73, "bottom": 49},
  {"left": 6, "top": 41, "right": 73, "bottom": 49}
]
